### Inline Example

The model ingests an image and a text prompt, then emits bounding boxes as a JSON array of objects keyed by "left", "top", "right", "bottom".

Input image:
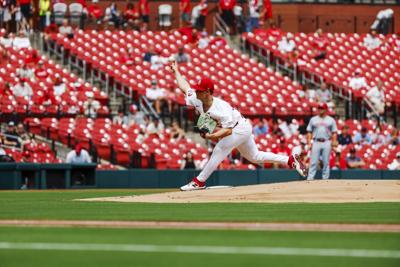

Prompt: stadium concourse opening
[{"left": 79, "top": 179, "right": 400, "bottom": 203}]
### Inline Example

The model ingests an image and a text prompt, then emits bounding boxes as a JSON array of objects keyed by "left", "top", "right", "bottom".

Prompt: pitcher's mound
[{"left": 79, "top": 180, "right": 400, "bottom": 203}]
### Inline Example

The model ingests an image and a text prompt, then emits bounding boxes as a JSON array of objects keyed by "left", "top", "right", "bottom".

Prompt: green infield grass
[
  {"left": 0, "top": 190, "right": 399, "bottom": 223},
  {"left": 0, "top": 227, "right": 399, "bottom": 267}
]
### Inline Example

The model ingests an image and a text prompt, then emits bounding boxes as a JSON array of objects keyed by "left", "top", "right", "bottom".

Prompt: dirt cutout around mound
[{"left": 79, "top": 180, "right": 400, "bottom": 203}]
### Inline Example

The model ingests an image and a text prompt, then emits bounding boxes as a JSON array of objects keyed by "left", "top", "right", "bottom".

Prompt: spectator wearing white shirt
[
  {"left": 246, "top": 0, "right": 262, "bottom": 32},
  {"left": 13, "top": 31, "right": 31, "bottom": 49},
  {"left": 174, "top": 47, "right": 190, "bottom": 64},
  {"left": 66, "top": 143, "right": 92, "bottom": 163},
  {"left": 16, "top": 63, "right": 34, "bottom": 79},
  {"left": 348, "top": 69, "right": 368, "bottom": 90},
  {"left": 126, "top": 104, "right": 146, "bottom": 126},
  {"left": 363, "top": 30, "right": 381, "bottom": 50},
  {"left": 146, "top": 118, "right": 164, "bottom": 136},
  {"left": 150, "top": 50, "right": 168, "bottom": 70},
  {"left": 366, "top": 80, "right": 385, "bottom": 114},
  {"left": 146, "top": 80, "right": 165, "bottom": 114},
  {"left": 53, "top": 74, "right": 66, "bottom": 96},
  {"left": 83, "top": 91, "right": 101, "bottom": 118},
  {"left": 198, "top": 31, "right": 210, "bottom": 49},
  {"left": 0, "top": 33, "right": 14, "bottom": 47},
  {"left": 278, "top": 33, "right": 296, "bottom": 54},
  {"left": 316, "top": 83, "right": 334, "bottom": 109},
  {"left": 12, "top": 78, "right": 33, "bottom": 99},
  {"left": 388, "top": 152, "right": 400, "bottom": 170},
  {"left": 59, "top": 19, "right": 73, "bottom": 37}
]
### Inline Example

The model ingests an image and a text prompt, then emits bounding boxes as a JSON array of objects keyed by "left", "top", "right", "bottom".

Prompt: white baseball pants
[{"left": 197, "top": 119, "right": 289, "bottom": 182}]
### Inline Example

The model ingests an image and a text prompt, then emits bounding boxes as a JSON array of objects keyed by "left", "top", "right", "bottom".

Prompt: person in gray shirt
[{"left": 306, "top": 102, "right": 338, "bottom": 180}]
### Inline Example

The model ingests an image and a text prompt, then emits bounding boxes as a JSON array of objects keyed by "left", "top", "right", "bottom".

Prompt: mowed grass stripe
[{"left": 0, "top": 242, "right": 399, "bottom": 259}]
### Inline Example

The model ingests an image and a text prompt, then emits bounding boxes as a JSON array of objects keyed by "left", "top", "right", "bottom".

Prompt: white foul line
[{"left": 0, "top": 242, "right": 399, "bottom": 259}]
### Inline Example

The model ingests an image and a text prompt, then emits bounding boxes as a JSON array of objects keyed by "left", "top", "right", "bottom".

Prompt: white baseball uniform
[{"left": 185, "top": 88, "right": 289, "bottom": 182}]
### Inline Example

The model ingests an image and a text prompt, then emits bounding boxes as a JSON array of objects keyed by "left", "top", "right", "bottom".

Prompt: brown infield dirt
[
  {"left": 78, "top": 180, "right": 400, "bottom": 204},
  {"left": 1, "top": 220, "right": 400, "bottom": 233}
]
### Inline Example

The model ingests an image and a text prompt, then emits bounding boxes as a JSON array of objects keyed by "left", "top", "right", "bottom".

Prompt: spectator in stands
[
  {"left": 246, "top": 0, "right": 261, "bottom": 33},
  {"left": 143, "top": 45, "right": 155, "bottom": 62},
  {"left": 316, "top": 83, "right": 334, "bottom": 109},
  {"left": 16, "top": 123, "right": 32, "bottom": 146},
  {"left": 88, "top": 0, "right": 103, "bottom": 26},
  {"left": 260, "top": 0, "right": 273, "bottom": 26},
  {"left": 106, "top": 2, "right": 122, "bottom": 29},
  {"left": 388, "top": 152, "right": 400, "bottom": 170},
  {"left": 123, "top": 2, "right": 140, "bottom": 30},
  {"left": 219, "top": 0, "right": 236, "bottom": 34},
  {"left": 330, "top": 151, "right": 346, "bottom": 170},
  {"left": 288, "top": 119, "right": 299, "bottom": 136},
  {"left": 113, "top": 109, "right": 127, "bottom": 126},
  {"left": 338, "top": 125, "right": 352, "bottom": 145},
  {"left": 198, "top": 31, "right": 210, "bottom": 49},
  {"left": 53, "top": 74, "right": 66, "bottom": 97},
  {"left": 66, "top": 143, "right": 92, "bottom": 163},
  {"left": 150, "top": 49, "right": 168, "bottom": 70},
  {"left": 371, "top": 126, "right": 386, "bottom": 146},
  {"left": 25, "top": 50, "right": 40, "bottom": 66},
  {"left": 0, "top": 33, "right": 14, "bottom": 48},
  {"left": 278, "top": 32, "right": 296, "bottom": 54},
  {"left": 363, "top": 29, "right": 381, "bottom": 50},
  {"left": 16, "top": 63, "right": 34, "bottom": 79},
  {"left": 386, "top": 128, "right": 400, "bottom": 145},
  {"left": 348, "top": 69, "right": 368, "bottom": 90},
  {"left": 120, "top": 46, "right": 138, "bottom": 66},
  {"left": 18, "top": 0, "right": 33, "bottom": 32},
  {"left": 297, "top": 84, "right": 310, "bottom": 100},
  {"left": 3, "top": 121, "right": 19, "bottom": 147},
  {"left": 366, "top": 80, "right": 385, "bottom": 115},
  {"left": 127, "top": 104, "right": 145, "bottom": 126},
  {"left": 146, "top": 118, "right": 164, "bottom": 136},
  {"left": 346, "top": 147, "right": 365, "bottom": 169},
  {"left": 194, "top": 0, "right": 208, "bottom": 30},
  {"left": 253, "top": 119, "right": 268, "bottom": 137},
  {"left": 83, "top": 91, "right": 100, "bottom": 118},
  {"left": 278, "top": 119, "right": 292, "bottom": 138},
  {"left": 170, "top": 122, "right": 185, "bottom": 141},
  {"left": 12, "top": 78, "right": 33, "bottom": 100},
  {"left": 146, "top": 79, "right": 165, "bottom": 114},
  {"left": 34, "top": 61, "right": 49, "bottom": 80},
  {"left": 59, "top": 19, "right": 73, "bottom": 38},
  {"left": 353, "top": 127, "right": 372, "bottom": 145},
  {"left": 174, "top": 47, "right": 190, "bottom": 64},
  {"left": 179, "top": 0, "right": 191, "bottom": 27},
  {"left": 272, "top": 137, "right": 290, "bottom": 168},
  {"left": 39, "top": 0, "right": 51, "bottom": 31},
  {"left": 139, "top": 0, "right": 149, "bottom": 31},
  {"left": 312, "top": 28, "right": 327, "bottom": 61},
  {"left": 180, "top": 152, "right": 198, "bottom": 169},
  {"left": 13, "top": 30, "right": 31, "bottom": 48}
]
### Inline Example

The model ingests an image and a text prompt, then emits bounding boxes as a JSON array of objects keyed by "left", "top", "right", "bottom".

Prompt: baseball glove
[{"left": 196, "top": 113, "right": 217, "bottom": 134}]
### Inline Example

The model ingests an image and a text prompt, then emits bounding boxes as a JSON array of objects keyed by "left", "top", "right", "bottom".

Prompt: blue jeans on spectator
[{"left": 246, "top": 17, "right": 259, "bottom": 32}]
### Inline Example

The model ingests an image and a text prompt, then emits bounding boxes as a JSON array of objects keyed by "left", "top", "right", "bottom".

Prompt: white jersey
[{"left": 185, "top": 88, "right": 245, "bottom": 131}]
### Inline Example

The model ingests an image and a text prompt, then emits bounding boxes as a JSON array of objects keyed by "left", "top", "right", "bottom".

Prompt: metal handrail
[
  {"left": 139, "top": 95, "right": 160, "bottom": 119},
  {"left": 213, "top": 13, "right": 229, "bottom": 36}
]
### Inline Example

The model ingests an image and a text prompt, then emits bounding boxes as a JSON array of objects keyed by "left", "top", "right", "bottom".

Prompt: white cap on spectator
[{"left": 8, "top": 121, "right": 15, "bottom": 126}]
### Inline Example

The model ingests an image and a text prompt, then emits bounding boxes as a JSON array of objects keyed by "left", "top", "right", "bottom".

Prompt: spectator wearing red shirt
[
  {"left": 123, "top": 2, "right": 140, "bottom": 30},
  {"left": 272, "top": 137, "right": 291, "bottom": 169},
  {"left": 25, "top": 50, "right": 40, "bottom": 66},
  {"left": 195, "top": 0, "right": 208, "bottom": 30},
  {"left": 34, "top": 61, "right": 49, "bottom": 80},
  {"left": 139, "top": 0, "right": 149, "bottom": 31},
  {"left": 261, "top": 0, "right": 273, "bottom": 25},
  {"left": 179, "top": 0, "right": 191, "bottom": 27},
  {"left": 219, "top": 0, "right": 236, "bottom": 33},
  {"left": 312, "top": 28, "right": 328, "bottom": 61},
  {"left": 88, "top": 0, "right": 103, "bottom": 27},
  {"left": 0, "top": 82, "right": 12, "bottom": 97}
]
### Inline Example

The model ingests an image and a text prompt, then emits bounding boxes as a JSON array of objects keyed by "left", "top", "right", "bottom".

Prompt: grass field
[{"left": 0, "top": 189, "right": 399, "bottom": 267}]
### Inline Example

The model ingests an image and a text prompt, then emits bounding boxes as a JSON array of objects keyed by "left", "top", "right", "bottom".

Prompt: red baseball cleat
[{"left": 288, "top": 154, "right": 308, "bottom": 177}]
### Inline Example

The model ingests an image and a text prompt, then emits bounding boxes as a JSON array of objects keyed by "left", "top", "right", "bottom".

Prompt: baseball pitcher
[
  {"left": 170, "top": 60, "right": 308, "bottom": 191},
  {"left": 306, "top": 102, "right": 338, "bottom": 180}
]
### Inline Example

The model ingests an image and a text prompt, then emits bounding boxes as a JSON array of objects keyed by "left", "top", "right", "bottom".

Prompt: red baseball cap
[
  {"left": 192, "top": 77, "right": 214, "bottom": 93},
  {"left": 318, "top": 102, "right": 328, "bottom": 110}
]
